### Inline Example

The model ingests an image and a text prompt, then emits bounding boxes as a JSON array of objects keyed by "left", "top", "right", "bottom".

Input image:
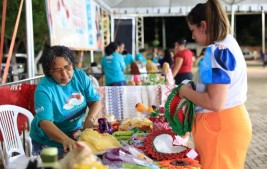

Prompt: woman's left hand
[
  {"left": 83, "top": 117, "right": 96, "bottom": 130},
  {"left": 179, "top": 84, "right": 193, "bottom": 98}
]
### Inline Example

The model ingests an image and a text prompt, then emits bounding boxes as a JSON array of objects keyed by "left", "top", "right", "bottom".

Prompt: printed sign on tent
[{"left": 46, "top": 0, "right": 98, "bottom": 50}]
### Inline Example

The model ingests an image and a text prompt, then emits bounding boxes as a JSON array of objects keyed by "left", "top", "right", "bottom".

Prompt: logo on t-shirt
[
  {"left": 35, "top": 106, "right": 44, "bottom": 113},
  {"left": 63, "top": 92, "right": 84, "bottom": 110}
]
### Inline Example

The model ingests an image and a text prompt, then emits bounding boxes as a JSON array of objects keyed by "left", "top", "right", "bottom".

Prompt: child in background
[{"left": 162, "top": 62, "right": 174, "bottom": 86}]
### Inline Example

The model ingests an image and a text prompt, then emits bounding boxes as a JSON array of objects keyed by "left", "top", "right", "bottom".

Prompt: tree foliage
[{"left": 0, "top": 0, "right": 49, "bottom": 54}]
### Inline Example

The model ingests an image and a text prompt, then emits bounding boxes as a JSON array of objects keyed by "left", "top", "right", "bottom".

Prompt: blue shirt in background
[
  {"left": 124, "top": 53, "right": 135, "bottom": 66},
  {"left": 151, "top": 57, "right": 159, "bottom": 63},
  {"left": 101, "top": 52, "right": 126, "bottom": 85},
  {"left": 135, "top": 53, "right": 147, "bottom": 63}
]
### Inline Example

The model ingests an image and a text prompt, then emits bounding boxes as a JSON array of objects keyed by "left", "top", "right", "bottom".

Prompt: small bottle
[{"left": 40, "top": 147, "right": 60, "bottom": 169}]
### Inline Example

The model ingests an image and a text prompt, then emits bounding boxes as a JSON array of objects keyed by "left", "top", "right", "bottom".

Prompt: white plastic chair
[
  {"left": 0, "top": 104, "right": 34, "bottom": 169},
  {"left": 89, "top": 75, "right": 100, "bottom": 88}
]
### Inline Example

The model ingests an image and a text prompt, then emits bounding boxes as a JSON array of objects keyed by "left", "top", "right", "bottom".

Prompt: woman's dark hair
[
  {"left": 162, "top": 49, "right": 173, "bottom": 67},
  {"left": 186, "top": 3, "right": 206, "bottom": 27},
  {"left": 139, "top": 48, "right": 146, "bottom": 53},
  {"left": 186, "top": 0, "right": 229, "bottom": 44},
  {"left": 91, "top": 62, "right": 98, "bottom": 66},
  {"left": 176, "top": 38, "right": 187, "bottom": 45},
  {"left": 122, "top": 50, "right": 128, "bottom": 55},
  {"left": 200, "top": 47, "right": 206, "bottom": 56},
  {"left": 41, "top": 45, "right": 76, "bottom": 76},
  {"left": 105, "top": 42, "right": 118, "bottom": 56}
]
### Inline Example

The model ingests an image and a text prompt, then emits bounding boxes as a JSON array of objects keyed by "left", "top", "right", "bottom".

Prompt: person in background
[
  {"left": 129, "top": 62, "right": 141, "bottom": 85},
  {"left": 159, "top": 48, "right": 174, "bottom": 68},
  {"left": 162, "top": 62, "right": 174, "bottom": 86},
  {"left": 117, "top": 41, "right": 125, "bottom": 54},
  {"left": 170, "top": 50, "right": 175, "bottom": 59},
  {"left": 101, "top": 42, "right": 126, "bottom": 86},
  {"left": 130, "top": 62, "right": 141, "bottom": 75},
  {"left": 90, "top": 62, "right": 102, "bottom": 81},
  {"left": 147, "top": 47, "right": 160, "bottom": 63},
  {"left": 122, "top": 49, "right": 135, "bottom": 72},
  {"left": 179, "top": 0, "right": 252, "bottom": 168},
  {"left": 135, "top": 48, "right": 147, "bottom": 64},
  {"left": 30, "top": 45, "right": 101, "bottom": 157},
  {"left": 172, "top": 38, "right": 194, "bottom": 85},
  {"left": 194, "top": 47, "right": 206, "bottom": 67}
]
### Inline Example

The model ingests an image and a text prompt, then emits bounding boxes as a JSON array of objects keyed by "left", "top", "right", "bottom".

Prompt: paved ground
[
  {"left": 244, "top": 60, "right": 267, "bottom": 169},
  {"left": 1, "top": 60, "right": 267, "bottom": 168}
]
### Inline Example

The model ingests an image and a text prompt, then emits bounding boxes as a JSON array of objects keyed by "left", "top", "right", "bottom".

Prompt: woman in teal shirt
[
  {"left": 122, "top": 50, "right": 134, "bottom": 72},
  {"left": 101, "top": 42, "right": 126, "bottom": 86},
  {"left": 30, "top": 45, "right": 101, "bottom": 157},
  {"left": 135, "top": 48, "right": 147, "bottom": 63}
]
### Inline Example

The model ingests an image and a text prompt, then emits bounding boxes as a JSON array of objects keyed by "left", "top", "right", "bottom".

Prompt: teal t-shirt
[
  {"left": 124, "top": 53, "right": 134, "bottom": 65},
  {"left": 101, "top": 52, "right": 126, "bottom": 85},
  {"left": 135, "top": 53, "right": 147, "bottom": 63},
  {"left": 30, "top": 69, "right": 100, "bottom": 148}
]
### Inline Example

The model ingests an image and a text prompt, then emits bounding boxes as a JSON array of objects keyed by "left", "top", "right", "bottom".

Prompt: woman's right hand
[
  {"left": 62, "top": 137, "right": 77, "bottom": 153},
  {"left": 39, "top": 120, "right": 78, "bottom": 153}
]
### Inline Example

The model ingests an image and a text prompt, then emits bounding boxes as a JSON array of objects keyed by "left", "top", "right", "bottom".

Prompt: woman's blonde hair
[
  {"left": 187, "top": 0, "right": 230, "bottom": 44},
  {"left": 162, "top": 62, "right": 170, "bottom": 75},
  {"left": 146, "top": 60, "right": 158, "bottom": 73}
]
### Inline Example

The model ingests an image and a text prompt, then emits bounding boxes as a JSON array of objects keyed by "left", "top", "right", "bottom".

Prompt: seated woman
[
  {"left": 147, "top": 47, "right": 160, "bottom": 63},
  {"left": 101, "top": 42, "right": 126, "bottom": 86},
  {"left": 30, "top": 45, "right": 101, "bottom": 158},
  {"left": 135, "top": 48, "right": 147, "bottom": 64}
]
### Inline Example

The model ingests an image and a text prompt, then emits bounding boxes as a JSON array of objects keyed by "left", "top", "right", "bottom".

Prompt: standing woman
[
  {"left": 172, "top": 38, "right": 194, "bottom": 85},
  {"left": 101, "top": 42, "right": 126, "bottom": 86},
  {"left": 117, "top": 41, "right": 125, "bottom": 54},
  {"left": 179, "top": 0, "right": 252, "bottom": 168}
]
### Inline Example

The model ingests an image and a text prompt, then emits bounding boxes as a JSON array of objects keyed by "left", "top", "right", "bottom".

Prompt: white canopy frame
[
  {"left": 94, "top": 0, "right": 267, "bottom": 56},
  {"left": 111, "top": 16, "right": 136, "bottom": 55},
  {"left": 22, "top": 0, "right": 267, "bottom": 79}
]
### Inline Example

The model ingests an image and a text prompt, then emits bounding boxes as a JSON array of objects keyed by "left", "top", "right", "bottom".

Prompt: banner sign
[{"left": 46, "top": 0, "right": 100, "bottom": 50}]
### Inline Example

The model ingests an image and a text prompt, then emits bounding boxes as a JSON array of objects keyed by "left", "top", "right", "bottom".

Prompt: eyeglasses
[{"left": 51, "top": 64, "right": 73, "bottom": 74}]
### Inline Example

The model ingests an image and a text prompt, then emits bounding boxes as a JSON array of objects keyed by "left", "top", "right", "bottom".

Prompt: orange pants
[{"left": 192, "top": 105, "right": 252, "bottom": 169}]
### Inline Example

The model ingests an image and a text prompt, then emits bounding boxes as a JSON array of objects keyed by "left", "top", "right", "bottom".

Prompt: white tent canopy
[
  {"left": 99, "top": 0, "right": 267, "bottom": 16},
  {"left": 22, "top": 0, "right": 266, "bottom": 80},
  {"left": 94, "top": 0, "right": 266, "bottom": 55}
]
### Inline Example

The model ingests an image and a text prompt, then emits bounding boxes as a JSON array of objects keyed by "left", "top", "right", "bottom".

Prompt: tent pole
[
  {"left": 262, "top": 10, "right": 265, "bottom": 55},
  {"left": 132, "top": 18, "right": 136, "bottom": 56},
  {"left": 90, "top": 50, "right": 94, "bottom": 63},
  {"left": 162, "top": 17, "right": 166, "bottom": 49},
  {"left": 25, "top": 0, "right": 35, "bottom": 83},
  {"left": 231, "top": 5, "right": 235, "bottom": 37},
  {"left": 111, "top": 15, "right": 114, "bottom": 41}
]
